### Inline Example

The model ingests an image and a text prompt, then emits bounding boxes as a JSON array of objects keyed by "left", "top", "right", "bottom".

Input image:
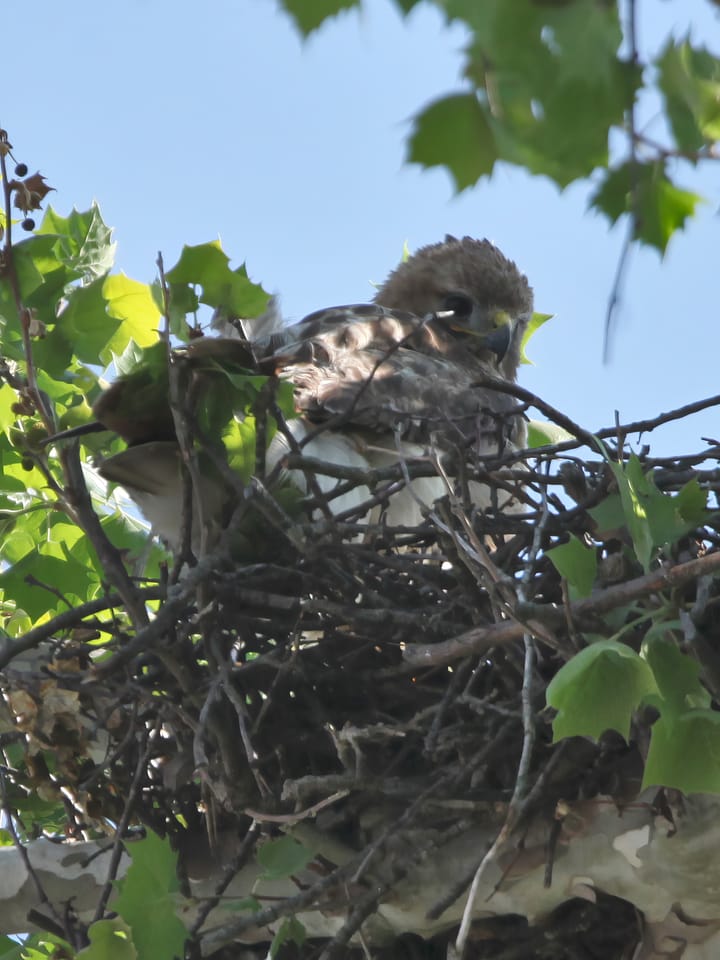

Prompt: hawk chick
[
  {"left": 267, "top": 235, "right": 532, "bottom": 525},
  {"left": 96, "top": 236, "right": 532, "bottom": 549}
]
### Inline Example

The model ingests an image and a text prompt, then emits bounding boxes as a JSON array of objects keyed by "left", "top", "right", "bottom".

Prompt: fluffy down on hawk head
[{"left": 91, "top": 236, "right": 532, "bottom": 550}]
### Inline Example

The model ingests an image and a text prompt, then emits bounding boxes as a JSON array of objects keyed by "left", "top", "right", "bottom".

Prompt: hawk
[{"left": 92, "top": 236, "right": 533, "bottom": 551}]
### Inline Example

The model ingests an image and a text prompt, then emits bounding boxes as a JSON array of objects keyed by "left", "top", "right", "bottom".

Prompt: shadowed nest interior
[{"left": 4, "top": 392, "right": 720, "bottom": 960}]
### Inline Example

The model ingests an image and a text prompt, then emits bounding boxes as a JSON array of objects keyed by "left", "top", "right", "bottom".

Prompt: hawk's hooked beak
[
  {"left": 481, "top": 310, "right": 513, "bottom": 362},
  {"left": 438, "top": 307, "right": 514, "bottom": 362}
]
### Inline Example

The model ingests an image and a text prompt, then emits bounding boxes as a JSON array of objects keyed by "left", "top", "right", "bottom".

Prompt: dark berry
[
  {"left": 14, "top": 163, "right": 28, "bottom": 177},
  {"left": 21, "top": 458, "right": 34, "bottom": 472},
  {"left": 26, "top": 425, "right": 48, "bottom": 446},
  {"left": 21, "top": 218, "right": 35, "bottom": 231}
]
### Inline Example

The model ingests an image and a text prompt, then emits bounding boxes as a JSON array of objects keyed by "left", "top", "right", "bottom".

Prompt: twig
[
  {"left": 92, "top": 496, "right": 255, "bottom": 676},
  {"left": 604, "top": 0, "right": 639, "bottom": 363},
  {"left": 217, "top": 642, "right": 272, "bottom": 799},
  {"left": 92, "top": 721, "right": 159, "bottom": 922},
  {"left": 60, "top": 443, "right": 150, "bottom": 628},
  {"left": 603, "top": 221, "right": 633, "bottom": 365},
  {"left": 243, "top": 790, "right": 349, "bottom": 824},
  {"left": 453, "top": 489, "right": 548, "bottom": 959},
  {"left": 0, "top": 587, "right": 162, "bottom": 671},
  {"left": 404, "top": 550, "right": 720, "bottom": 668}
]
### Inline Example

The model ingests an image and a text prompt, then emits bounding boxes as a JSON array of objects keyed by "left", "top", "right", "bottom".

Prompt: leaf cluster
[{"left": 277, "top": 0, "right": 719, "bottom": 255}]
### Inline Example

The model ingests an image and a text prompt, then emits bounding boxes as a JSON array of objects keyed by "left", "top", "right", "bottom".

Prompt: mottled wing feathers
[
  {"left": 269, "top": 304, "right": 522, "bottom": 454},
  {"left": 270, "top": 303, "right": 446, "bottom": 362}
]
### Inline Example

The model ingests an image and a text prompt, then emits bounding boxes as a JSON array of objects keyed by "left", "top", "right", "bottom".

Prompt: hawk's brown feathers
[{"left": 96, "top": 236, "right": 533, "bottom": 546}]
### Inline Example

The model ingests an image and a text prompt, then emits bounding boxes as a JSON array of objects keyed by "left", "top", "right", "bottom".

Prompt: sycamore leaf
[
  {"left": 447, "top": 0, "right": 639, "bottom": 186},
  {"left": 78, "top": 918, "right": 138, "bottom": 960},
  {"left": 0, "top": 547, "right": 97, "bottom": 620},
  {"left": 38, "top": 203, "right": 116, "bottom": 279},
  {"left": 8, "top": 933, "right": 71, "bottom": 960},
  {"left": 408, "top": 94, "right": 497, "bottom": 190},
  {"left": 520, "top": 312, "right": 552, "bottom": 364},
  {"left": 166, "top": 241, "right": 269, "bottom": 317},
  {"left": 642, "top": 636, "right": 711, "bottom": 715},
  {"left": 102, "top": 274, "right": 163, "bottom": 357},
  {"left": 546, "top": 534, "right": 596, "bottom": 598},
  {"left": 591, "top": 161, "right": 702, "bottom": 254},
  {"left": 0, "top": 935, "right": 24, "bottom": 960},
  {"left": 257, "top": 835, "right": 316, "bottom": 880},
  {"left": 527, "top": 420, "right": 575, "bottom": 450},
  {"left": 60, "top": 275, "right": 123, "bottom": 364},
  {"left": 658, "top": 38, "right": 720, "bottom": 151},
  {"left": 546, "top": 639, "right": 657, "bottom": 741},
  {"left": 115, "top": 832, "right": 187, "bottom": 960},
  {"left": 608, "top": 456, "right": 654, "bottom": 571},
  {"left": 270, "top": 916, "right": 306, "bottom": 959},
  {"left": 222, "top": 417, "right": 258, "bottom": 484},
  {"left": 589, "top": 492, "right": 625, "bottom": 538},
  {"left": 604, "top": 455, "right": 708, "bottom": 570},
  {"left": 673, "top": 477, "right": 709, "bottom": 526},
  {"left": 277, "top": 0, "right": 359, "bottom": 35},
  {"left": 643, "top": 709, "right": 720, "bottom": 793},
  {"left": 526, "top": 420, "right": 574, "bottom": 447}
]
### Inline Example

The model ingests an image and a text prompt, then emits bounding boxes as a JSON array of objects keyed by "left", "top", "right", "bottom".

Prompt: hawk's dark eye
[{"left": 442, "top": 293, "right": 473, "bottom": 322}]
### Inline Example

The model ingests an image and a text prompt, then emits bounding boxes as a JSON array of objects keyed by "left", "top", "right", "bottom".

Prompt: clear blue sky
[{"left": 4, "top": 0, "right": 719, "bottom": 455}]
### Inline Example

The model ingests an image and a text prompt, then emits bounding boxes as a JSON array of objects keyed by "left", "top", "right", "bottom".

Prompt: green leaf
[
  {"left": 409, "top": 94, "right": 497, "bottom": 191},
  {"left": 114, "top": 338, "right": 151, "bottom": 377},
  {"left": 604, "top": 456, "right": 709, "bottom": 570},
  {"left": 21, "top": 935, "right": 71, "bottom": 960},
  {"left": 546, "top": 639, "right": 657, "bottom": 741},
  {"left": 115, "top": 832, "right": 187, "bottom": 960},
  {"left": 658, "top": 38, "right": 720, "bottom": 151},
  {"left": 78, "top": 918, "right": 138, "bottom": 960},
  {"left": 588, "top": 492, "right": 626, "bottom": 539},
  {"left": 8, "top": 235, "right": 80, "bottom": 335},
  {"left": 643, "top": 709, "right": 720, "bottom": 793},
  {"left": 277, "top": 0, "right": 359, "bottom": 35},
  {"left": 30, "top": 327, "right": 75, "bottom": 379},
  {"left": 446, "top": 0, "right": 638, "bottom": 186},
  {"left": 13, "top": 234, "right": 80, "bottom": 299},
  {"left": 0, "top": 935, "right": 24, "bottom": 960},
  {"left": 0, "top": 548, "right": 96, "bottom": 620},
  {"left": 37, "top": 203, "right": 116, "bottom": 279},
  {"left": 0, "top": 385, "right": 18, "bottom": 435},
  {"left": 642, "top": 636, "right": 711, "bottom": 716},
  {"left": 60, "top": 275, "right": 123, "bottom": 364},
  {"left": 257, "top": 835, "right": 316, "bottom": 880},
  {"left": 14, "top": 934, "right": 72, "bottom": 960},
  {"left": 103, "top": 274, "right": 163, "bottom": 357},
  {"left": 591, "top": 161, "right": 702, "bottom": 254},
  {"left": 526, "top": 420, "right": 574, "bottom": 448},
  {"left": 165, "top": 242, "right": 269, "bottom": 317},
  {"left": 392, "top": 0, "right": 423, "bottom": 11},
  {"left": 222, "top": 417, "right": 258, "bottom": 484},
  {"left": 673, "top": 477, "right": 709, "bottom": 526},
  {"left": 607, "top": 455, "right": 654, "bottom": 570},
  {"left": 270, "top": 916, "right": 306, "bottom": 959},
  {"left": 547, "top": 534, "right": 596, "bottom": 598},
  {"left": 519, "top": 312, "right": 552, "bottom": 364}
]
